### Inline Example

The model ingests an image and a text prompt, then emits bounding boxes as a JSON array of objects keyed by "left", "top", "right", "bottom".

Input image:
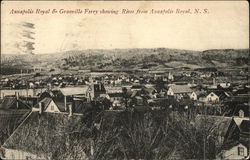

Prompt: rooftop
[
  {"left": 169, "top": 84, "right": 193, "bottom": 93},
  {"left": 239, "top": 120, "right": 250, "bottom": 133},
  {"left": 194, "top": 115, "right": 232, "bottom": 136},
  {"left": 2, "top": 112, "right": 90, "bottom": 159},
  {"left": 59, "top": 86, "right": 90, "bottom": 96}
]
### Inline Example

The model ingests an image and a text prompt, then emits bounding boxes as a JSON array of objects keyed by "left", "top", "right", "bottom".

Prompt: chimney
[
  {"left": 68, "top": 103, "right": 73, "bottom": 117},
  {"left": 39, "top": 102, "right": 44, "bottom": 114}
]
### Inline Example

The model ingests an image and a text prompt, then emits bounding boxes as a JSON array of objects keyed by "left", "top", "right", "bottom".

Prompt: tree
[
  {"left": 92, "top": 111, "right": 178, "bottom": 160},
  {"left": 90, "top": 109, "right": 226, "bottom": 160}
]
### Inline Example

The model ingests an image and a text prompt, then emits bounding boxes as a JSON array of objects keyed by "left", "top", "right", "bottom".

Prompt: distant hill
[{"left": 1, "top": 48, "right": 249, "bottom": 75}]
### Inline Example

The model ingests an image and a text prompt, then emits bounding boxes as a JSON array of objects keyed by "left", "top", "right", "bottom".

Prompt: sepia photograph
[{"left": 0, "top": 1, "right": 249, "bottom": 160}]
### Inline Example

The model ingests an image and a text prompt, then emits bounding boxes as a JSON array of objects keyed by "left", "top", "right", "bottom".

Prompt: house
[
  {"left": 105, "top": 86, "right": 126, "bottom": 107},
  {"left": 168, "top": 72, "right": 174, "bottom": 81},
  {"left": 167, "top": 84, "right": 197, "bottom": 100},
  {"left": 217, "top": 141, "right": 249, "bottom": 159},
  {"left": 239, "top": 120, "right": 250, "bottom": 142},
  {"left": 32, "top": 97, "right": 63, "bottom": 113},
  {"left": 219, "top": 82, "right": 231, "bottom": 88},
  {"left": 0, "top": 89, "right": 46, "bottom": 99},
  {"left": 57, "top": 86, "right": 93, "bottom": 111},
  {"left": 107, "top": 93, "right": 124, "bottom": 107},
  {"left": 194, "top": 115, "right": 232, "bottom": 146},
  {"left": 205, "top": 91, "right": 230, "bottom": 102},
  {"left": 0, "top": 112, "right": 90, "bottom": 160},
  {"left": 217, "top": 83, "right": 233, "bottom": 92},
  {"left": 60, "top": 86, "right": 92, "bottom": 100},
  {"left": 205, "top": 92, "right": 220, "bottom": 102},
  {"left": 189, "top": 92, "right": 197, "bottom": 100},
  {"left": 167, "top": 84, "right": 191, "bottom": 95},
  {"left": 0, "top": 78, "right": 9, "bottom": 86},
  {"left": 105, "top": 86, "right": 123, "bottom": 93},
  {"left": 232, "top": 104, "right": 250, "bottom": 118},
  {"left": 32, "top": 97, "right": 87, "bottom": 115},
  {"left": 91, "top": 83, "right": 106, "bottom": 99},
  {"left": 224, "top": 118, "right": 250, "bottom": 147}
]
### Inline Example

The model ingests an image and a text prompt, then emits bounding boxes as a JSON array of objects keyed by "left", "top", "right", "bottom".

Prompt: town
[
  {"left": 0, "top": 61, "right": 249, "bottom": 160},
  {"left": 1, "top": 1, "right": 249, "bottom": 158}
]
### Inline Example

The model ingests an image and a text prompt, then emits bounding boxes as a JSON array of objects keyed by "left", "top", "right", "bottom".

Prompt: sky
[{"left": 1, "top": 1, "right": 249, "bottom": 54}]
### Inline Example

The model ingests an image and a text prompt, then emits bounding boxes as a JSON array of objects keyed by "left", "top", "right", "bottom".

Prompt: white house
[
  {"left": 44, "top": 99, "right": 60, "bottom": 113},
  {"left": 189, "top": 92, "right": 197, "bottom": 100},
  {"left": 168, "top": 72, "right": 174, "bottom": 81},
  {"left": 205, "top": 91, "right": 230, "bottom": 102},
  {"left": 60, "top": 86, "right": 92, "bottom": 101},
  {"left": 219, "top": 82, "right": 231, "bottom": 89},
  {"left": 205, "top": 92, "right": 219, "bottom": 102},
  {"left": 1, "top": 148, "right": 49, "bottom": 160},
  {"left": 32, "top": 97, "right": 66, "bottom": 113},
  {"left": 167, "top": 84, "right": 197, "bottom": 100},
  {"left": 217, "top": 142, "right": 249, "bottom": 160}
]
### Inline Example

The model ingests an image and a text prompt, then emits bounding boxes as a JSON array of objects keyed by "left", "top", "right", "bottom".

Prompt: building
[
  {"left": 0, "top": 88, "right": 47, "bottom": 99},
  {"left": 189, "top": 92, "right": 197, "bottom": 100},
  {"left": 59, "top": 86, "right": 92, "bottom": 101},
  {"left": 232, "top": 104, "right": 250, "bottom": 118},
  {"left": 168, "top": 72, "right": 174, "bottom": 81},
  {"left": 217, "top": 141, "right": 249, "bottom": 159},
  {"left": 167, "top": 84, "right": 197, "bottom": 100},
  {"left": 194, "top": 115, "right": 232, "bottom": 146},
  {"left": 224, "top": 118, "right": 250, "bottom": 144},
  {"left": 107, "top": 93, "right": 124, "bottom": 107},
  {"left": 91, "top": 83, "right": 106, "bottom": 99},
  {"left": 105, "top": 86, "right": 123, "bottom": 93},
  {"left": 32, "top": 97, "right": 64, "bottom": 113},
  {"left": 205, "top": 92, "right": 220, "bottom": 102},
  {"left": 0, "top": 112, "right": 90, "bottom": 160},
  {"left": 205, "top": 91, "right": 230, "bottom": 102},
  {"left": 32, "top": 97, "right": 87, "bottom": 115}
]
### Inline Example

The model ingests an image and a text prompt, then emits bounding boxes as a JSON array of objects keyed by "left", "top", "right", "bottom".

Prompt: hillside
[{"left": 1, "top": 48, "right": 249, "bottom": 75}]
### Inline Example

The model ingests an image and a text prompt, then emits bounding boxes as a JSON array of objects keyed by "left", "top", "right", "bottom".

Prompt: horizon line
[{"left": 2, "top": 47, "right": 249, "bottom": 55}]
